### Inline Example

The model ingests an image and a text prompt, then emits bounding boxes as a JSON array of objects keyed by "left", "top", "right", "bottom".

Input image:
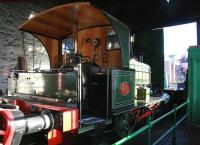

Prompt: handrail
[
  {"left": 113, "top": 98, "right": 190, "bottom": 145},
  {"left": 152, "top": 112, "right": 190, "bottom": 145}
]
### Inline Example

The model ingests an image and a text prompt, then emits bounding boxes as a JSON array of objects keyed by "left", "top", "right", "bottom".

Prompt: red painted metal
[
  {"left": 63, "top": 109, "right": 78, "bottom": 132},
  {"left": 33, "top": 104, "right": 79, "bottom": 132},
  {"left": 32, "top": 104, "right": 71, "bottom": 111},
  {"left": 120, "top": 81, "right": 131, "bottom": 96},
  {"left": 131, "top": 103, "right": 160, "bottom": 123},
  {"left": 0, "top": 131, "right": 5, "bottom": 135},
  {"left": 48, "top": 129, "right": 62, "bottom": 145},
  {"left": 10, "top": 100, "right": 32, "bottom": 114},
  {"left": 0, "top": 109, "right": 15, "bottom": 145},
  {"left": 33, "top": 103, "right": 78, "bottom": 145}
]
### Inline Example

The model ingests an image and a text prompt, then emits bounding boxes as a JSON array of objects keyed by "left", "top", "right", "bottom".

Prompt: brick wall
[{"left": 0, "top": 1, "right": 68, "bottom": 93}]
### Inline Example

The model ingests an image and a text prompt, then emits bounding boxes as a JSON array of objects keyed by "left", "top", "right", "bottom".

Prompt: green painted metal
[
  {"left": 111, "top": 69, "right": 135, "bottom": 109},
  {"left": 147, "top": 117, "right": 152, "bottom": 145},
  {"left": 114, "top": 125, "right": 150, "bottom": 145},
  {"left": 188, "top": 47, "right": 200, "bottom": 127},
  {"left": 106, "top": 13, "right": 130, "bottom": 67},
  {"left": 112, "top": 99, "right": 189, "bottom": 145},
  {"left": 172, "top": 105, "right": 177, "bottom": 145}
]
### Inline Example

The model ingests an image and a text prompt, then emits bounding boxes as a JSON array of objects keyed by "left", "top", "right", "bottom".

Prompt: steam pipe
[
  {"left": 78, "top": 63, "right": 82, "bottom": 128},
  {"left": 25, "top": 113, "right": 52, "bottom": 134}
]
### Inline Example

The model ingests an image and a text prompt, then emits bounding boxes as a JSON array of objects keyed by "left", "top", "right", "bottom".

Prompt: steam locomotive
[{"left": 0, "top": 2, "right": 168, "bottom": 145}]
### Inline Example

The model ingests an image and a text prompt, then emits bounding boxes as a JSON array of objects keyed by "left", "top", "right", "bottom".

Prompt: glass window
[
  {"left": 106, "top": 29, "right": 120, "bottom": 50},
  {"left": 62, "top": 37, "right": 74, "bottom": 54}
]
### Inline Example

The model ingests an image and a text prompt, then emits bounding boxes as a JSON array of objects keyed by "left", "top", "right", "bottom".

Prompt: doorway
[{"left": 164, "top": 22, "right": 197, "bottom": 90}]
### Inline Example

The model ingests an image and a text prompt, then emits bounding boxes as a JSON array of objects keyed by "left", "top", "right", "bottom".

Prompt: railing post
[
  {"left": 147, "top": 116, "right": 152, "bottom": 145},
  {"left": 172, "top": 105, "right": 177, "bottom": 145}
]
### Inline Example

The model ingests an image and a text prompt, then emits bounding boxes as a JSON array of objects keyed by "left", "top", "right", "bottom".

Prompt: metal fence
[{"left": 113, "top": 98, "right": 190, "bottom": 145}]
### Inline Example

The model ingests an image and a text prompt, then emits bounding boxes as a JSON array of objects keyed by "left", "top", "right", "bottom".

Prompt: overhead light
[
  {"left": 28, "top": 11, "right": 36, "bottom": 19},
  {"left": 35, "top": 47, "right": 40, "bottom": 51},
  {"left": 108, "top": 42, "right": 112, "bottom": 48},
  {"left": 166, "top": 0, "right": 170, "bottom": 3},
  {"left": 27, "top": 45, "right": 33, "bottom": 52},
  {"left": 131, "top": 35, "right": 135, "bottom": 43}
]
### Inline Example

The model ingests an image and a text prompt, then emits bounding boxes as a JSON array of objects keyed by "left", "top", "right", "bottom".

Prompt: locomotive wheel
[{"left": 115, "top": 112, "right": 135, "bottom": 138}]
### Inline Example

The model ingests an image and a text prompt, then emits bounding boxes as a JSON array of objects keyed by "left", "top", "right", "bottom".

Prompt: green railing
[{"left": 113, "top": 98, "right": 190, "bottom": 145}]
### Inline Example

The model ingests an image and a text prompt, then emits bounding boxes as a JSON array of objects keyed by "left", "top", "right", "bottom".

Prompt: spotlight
[{"left": 28, "top": 11, "right": 36, "bottom": 19}]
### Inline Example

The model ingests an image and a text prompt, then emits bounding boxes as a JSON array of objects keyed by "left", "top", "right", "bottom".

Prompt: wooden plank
[
  {"left": 34, "top": 17, "right": 71, "bottom": 32},
  {"left": 36, "top": 35, "right": 59, "bottom": 69},
  {"left": 23, "top": 21, "right": 66, "bottom": 39},
  {"left": 19, "top": 3, "right": 111, "bottom": 39}
]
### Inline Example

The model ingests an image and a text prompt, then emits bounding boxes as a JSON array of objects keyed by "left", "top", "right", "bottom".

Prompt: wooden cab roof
[
  {"left": 19, "top": 2, "right": 111, "bottom": 39},
  {"left": 19, "top": 2, "right": 130, "bottom": 68}
]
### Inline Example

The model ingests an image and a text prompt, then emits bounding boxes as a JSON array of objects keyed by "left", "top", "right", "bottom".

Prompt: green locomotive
[{"left": 1, "top": 2, "right": 167, "bottom": 145}]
